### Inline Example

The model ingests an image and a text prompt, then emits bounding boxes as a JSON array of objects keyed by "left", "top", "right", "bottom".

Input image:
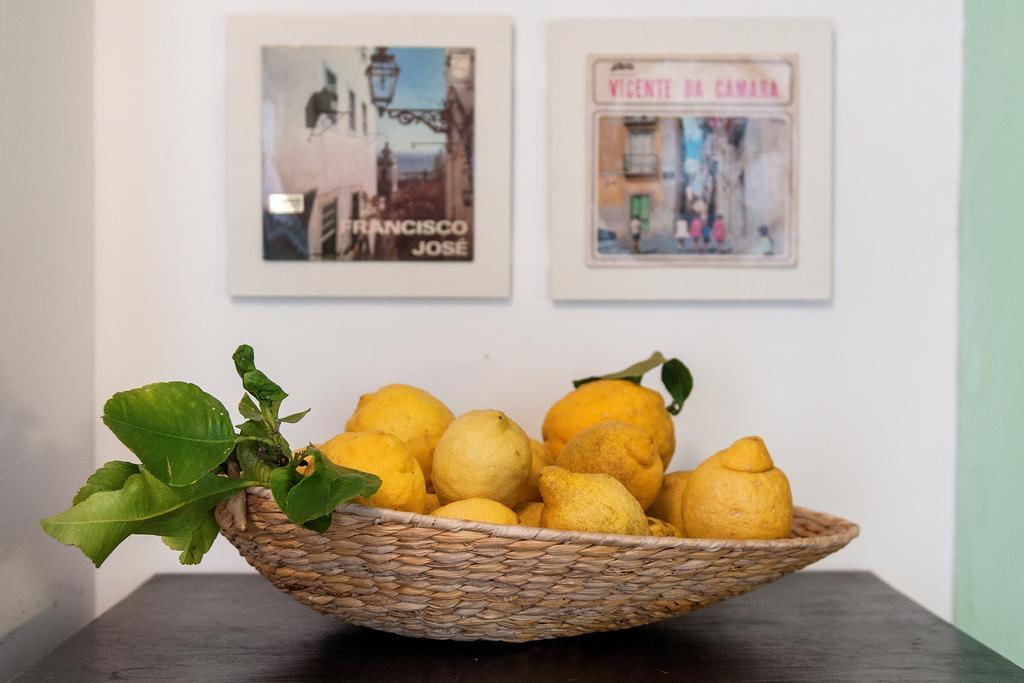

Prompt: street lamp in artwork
[
  {"left": 366, "top": 47, "right": 400, "bottom": 115},
  {"left": 364, "top": 46, "right": 472, "bottom": 160},
  {"left": 364, "top": 45, "right": 475, "bottom": 208}
]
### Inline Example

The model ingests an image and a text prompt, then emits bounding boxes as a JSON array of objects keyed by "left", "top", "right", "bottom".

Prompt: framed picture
[
  {"left": 549, "top": 18, "right": 833, "bottom": 301},
  {"left": 226, "top": 16, "right": 513, "bottom": 298}
]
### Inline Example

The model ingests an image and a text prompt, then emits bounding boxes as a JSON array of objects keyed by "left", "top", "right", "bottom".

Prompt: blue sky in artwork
[{"left": 376, "top": 47, "right": 447, "bottom": 153}]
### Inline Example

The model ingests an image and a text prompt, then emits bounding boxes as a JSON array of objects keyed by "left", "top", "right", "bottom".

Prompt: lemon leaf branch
[
  {"left": 41, "top": 345, "right": 381, "bottom": 568},
  {"left": 231, "top": 344, "right": 309, "bottom": 477},
  {"left": 572, "top": 351, "right": 693, "bottom": 415}
]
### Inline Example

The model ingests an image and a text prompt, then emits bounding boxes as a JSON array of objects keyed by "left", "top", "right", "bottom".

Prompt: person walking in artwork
[
  {"left": 701, "top": 215, "right": 713, "bottom": 253},
  {"left": 675, "top": 215, "right": 690, "bottom": 252},
  {"left": 690, "top": 214, "right": 704, "bottom": 253},
  {"left": 630, "top": 216, "right": 642, "bottom": 254},
  {"left": 712, "top": 214, "right": 727, "bottom": 253}
]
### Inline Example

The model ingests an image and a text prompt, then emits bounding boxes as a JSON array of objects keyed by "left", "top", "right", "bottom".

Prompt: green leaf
[
  {"left": 572, "top": 351, "right": 668, "bottom": 387},
  {"left": 238, "top": 394, "right": 262, "bottom": 421},
  {"left": 162, "top": 514, "right": 220, "bottom": 565},
  {"left": 279, "top": 408, "right": 310, "bottom": 424},
  {"left": 72, "top": 461, "right": 140, "bottom": 505},
  {"left": 40, "top": 468, "right": 254, "bottom": 567},
  {"left": 102, "top": 382, "right": 237, "bottom": 487},
  {"left": 303, "top": 514, "right": 332, "bottom": 533},
  {"left": 278, "top": 447, "right": 380, "bottom": 527},
  {"left": 232, "top": 344, "right": 256, "bottom": 379},
  {"left": 661, "top": 358, "right": 694, "bottom": 415},
  {"left": 242, "top": 369, "right": 287, "bottom": 403},
  {"left": 269, "top": 465, "right": 300, "bottom": 511},
  {"left": 237, "top": 419, "right": 271, "bottom": 438}
]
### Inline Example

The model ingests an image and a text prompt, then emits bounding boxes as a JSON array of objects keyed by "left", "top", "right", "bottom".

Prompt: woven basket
[{"left": 216, "top": 487, "right": 858, "bottom": 642}]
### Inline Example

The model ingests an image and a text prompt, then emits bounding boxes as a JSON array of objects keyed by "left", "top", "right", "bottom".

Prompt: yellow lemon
[
  {"left": 647, "top": 516, "right": 680, "bottom": 537},
  {"left": 543, "top": 379, "right": 675, "bottom": 469},
  {"left": 538, "top": 466, "right": 649, "bottom": 536},
  {"left": 516, "top": 438, "right": 555, "bottom": 503},
  {"left": 432, "top": 498, "right": 518, "bottom": 526},
  {"left": 682, "top": 436, "right": 793, "bottom": 539},
  {"left": 319, "top": 431, "right": 427, "bottom": 514},
  {"left": 424, "top": 492, "right": 441, "bottom": 514},
  {"left": 554, "top": 421, "right": 663, "bottom": 509},
  {"left": 345, "top": 384, "right": 453, "bottom": 487},
  {"left": 647, "top": 470, "right": 691, "bottom": 533},
  {"left": 514, "top": 501, "right": 545, "bottom": 528},
  {"left": 432, "top": 410, "right": 532, "bottom": 507}
]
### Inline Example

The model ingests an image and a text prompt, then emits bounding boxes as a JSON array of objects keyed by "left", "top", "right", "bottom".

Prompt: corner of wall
[{"left": 0, "top": 0, "right": 98, "bottom": 677}]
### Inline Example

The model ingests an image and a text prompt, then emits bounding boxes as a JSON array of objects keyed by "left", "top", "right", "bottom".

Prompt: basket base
[{"left": 217, "top": 490, "right": 858, "bottom": 642}]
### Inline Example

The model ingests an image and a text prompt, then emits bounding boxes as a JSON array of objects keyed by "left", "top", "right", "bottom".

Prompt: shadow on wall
[{"left": 0, "top": 378, "right": 95, "bottom": 679}]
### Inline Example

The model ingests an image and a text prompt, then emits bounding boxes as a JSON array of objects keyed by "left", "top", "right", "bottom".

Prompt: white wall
[
  {"left": 94, "top": 0, "right": 962, "bottom": 621},
  {"left": 0, "top": 0, "right": 96, "bottom": 677}
]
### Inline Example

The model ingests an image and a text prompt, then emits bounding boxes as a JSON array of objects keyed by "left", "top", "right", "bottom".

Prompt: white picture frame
[
  {"left": 548, "top": 18, "right": 834, "bottom": 301},
  {"left": 226, "top": 15, "right": 513, "bottom": 298}
]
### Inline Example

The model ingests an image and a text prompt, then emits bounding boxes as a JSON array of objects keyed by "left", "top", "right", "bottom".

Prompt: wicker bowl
[{"left": 216, "top": 487, "right": 858, "bottom": 642}]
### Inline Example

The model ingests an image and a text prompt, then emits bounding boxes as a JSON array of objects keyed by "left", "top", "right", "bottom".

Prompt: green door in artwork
[{"left": 630, "top": 194, "right": 651, "bottom": 233}]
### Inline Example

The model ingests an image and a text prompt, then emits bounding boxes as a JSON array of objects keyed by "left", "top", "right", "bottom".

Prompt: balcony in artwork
[{"left": 623, "top": 152, "right": 659, "bottom": 176}]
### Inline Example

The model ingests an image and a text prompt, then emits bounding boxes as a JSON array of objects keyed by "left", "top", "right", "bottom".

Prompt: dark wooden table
[{"left": 16, "top": 571, "right": 1022, "bottom": 682}]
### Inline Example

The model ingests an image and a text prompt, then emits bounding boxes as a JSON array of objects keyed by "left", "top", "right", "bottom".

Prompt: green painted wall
[{"left": 956, "top": 0, "right": 1024, "bottom": 668}]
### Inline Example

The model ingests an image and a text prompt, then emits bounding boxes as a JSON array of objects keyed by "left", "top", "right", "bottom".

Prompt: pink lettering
[
  {"left": 713, "top": 78, "right": 781, "bottom": 100},
  {"left": 681, "top": 79, "right": 704, "bottom": 98},
  {"left": 606, "top": 78, "right": 672, "bottom": 100}
]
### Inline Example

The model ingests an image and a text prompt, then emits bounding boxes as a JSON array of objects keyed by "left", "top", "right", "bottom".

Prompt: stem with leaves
[{"left": 40, "top": 345, "right": 380, "bottom": 567}]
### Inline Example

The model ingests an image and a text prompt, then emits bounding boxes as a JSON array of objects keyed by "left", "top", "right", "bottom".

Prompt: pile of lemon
[{"left": 314, "top": 379, "right": 794, "bottom": 540}]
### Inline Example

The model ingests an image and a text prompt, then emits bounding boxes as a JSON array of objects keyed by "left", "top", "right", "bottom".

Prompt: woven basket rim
[{"left": 242, "top": 486, "right": 859, "bottom": 551}]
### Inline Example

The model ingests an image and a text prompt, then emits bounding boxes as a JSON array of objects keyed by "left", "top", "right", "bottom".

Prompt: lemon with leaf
[{"left": 543, "top": 352, "right": 692, "bottom": 469}]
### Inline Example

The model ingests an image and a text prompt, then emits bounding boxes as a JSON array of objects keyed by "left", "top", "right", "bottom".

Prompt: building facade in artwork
[
  {"left": 261, "top": 47, "right": 378, "bottom": 260},
  {"left": 443, "top": 48, "right": 474, "bottom": 228},
  {"left": 596, "top": 116, "right": 682, "bottom": 253}
]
